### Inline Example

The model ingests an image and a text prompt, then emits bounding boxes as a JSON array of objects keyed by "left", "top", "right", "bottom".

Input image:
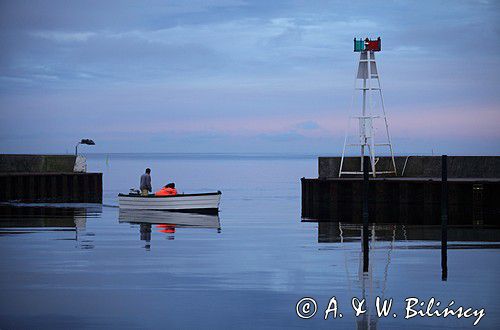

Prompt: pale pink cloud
[
  {"left": 78, "top": 105, "right": 500, "bottom": 143},
  {"left": 389, "top": 106, "right": 500, "bottom": 138}
]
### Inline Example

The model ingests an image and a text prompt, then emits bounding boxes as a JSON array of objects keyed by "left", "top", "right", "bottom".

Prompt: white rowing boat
[{"left": 118, "top": 191, "right": 221, "bottom": 214}]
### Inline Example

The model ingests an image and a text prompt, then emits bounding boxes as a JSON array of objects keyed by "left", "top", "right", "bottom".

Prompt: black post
[
  {"left": 363, "top": 156, "right": 370, "bottom": 273},
  {"left": 441, "top": 155, "right": 448, "bottom": 281}
]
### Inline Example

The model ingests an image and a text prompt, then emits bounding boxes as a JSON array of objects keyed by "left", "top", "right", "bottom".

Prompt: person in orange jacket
[{"left": 155, "top": 182, "right": 178, "bottom": 196}]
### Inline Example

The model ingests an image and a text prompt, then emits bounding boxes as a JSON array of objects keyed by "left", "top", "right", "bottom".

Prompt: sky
[{"left": 0, "top": 0, "right": 499, "bottom": 155}]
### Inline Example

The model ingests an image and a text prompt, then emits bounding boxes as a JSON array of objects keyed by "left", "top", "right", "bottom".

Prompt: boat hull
[{"left": 118, "top": 191, "right": 221, "bottom": 214}]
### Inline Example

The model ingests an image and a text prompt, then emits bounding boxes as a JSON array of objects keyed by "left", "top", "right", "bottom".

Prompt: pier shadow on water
[{"left": 0, "top": 204, "right": 102, "bottom": 249}]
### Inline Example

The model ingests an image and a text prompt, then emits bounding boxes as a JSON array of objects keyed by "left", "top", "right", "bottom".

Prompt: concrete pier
[
  {"left": 0, "top": 154, "right": 77, "bottom": 173},
  {"left": 302, "top": 156, "right": 500, "bottom": 224},
  {"left": 0, "top": 155, "right": 102, "bottom": 203},
  {"left": 319, "top": 156, "right": 500, "bottom": 178}
]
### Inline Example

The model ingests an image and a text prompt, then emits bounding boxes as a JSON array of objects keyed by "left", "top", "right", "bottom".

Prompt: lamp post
[{"left": 75, "top": 139, "right": 95, "bottom": 155}]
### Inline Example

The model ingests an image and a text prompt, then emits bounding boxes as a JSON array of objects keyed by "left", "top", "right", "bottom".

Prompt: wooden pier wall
[
  {"left": 0, "top": 172, "right": 102, "bottom": 203},
  {"left": 0, "top": 154, "right": 102, "bottom": 204},
  {"left": 301, "top": 177, "right": 500, "bottom": 225}
]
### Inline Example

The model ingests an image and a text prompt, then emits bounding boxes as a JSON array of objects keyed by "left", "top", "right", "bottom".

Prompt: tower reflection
[{"left": 304, "top": 220, "right": 500, "bottom": 329}]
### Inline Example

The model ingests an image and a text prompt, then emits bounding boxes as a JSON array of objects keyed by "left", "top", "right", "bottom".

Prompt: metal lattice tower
[{"left": 339, "top": 37, "right": 397, "bottom": 177}]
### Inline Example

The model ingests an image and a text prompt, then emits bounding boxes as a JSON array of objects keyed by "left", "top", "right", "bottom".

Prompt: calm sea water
[{"left": 0, "top": 153, "right": 499, "bottom": 329}]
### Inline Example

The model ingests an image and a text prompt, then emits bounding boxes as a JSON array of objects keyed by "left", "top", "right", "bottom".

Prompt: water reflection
[
  {"left": 138, "top": 223, "right": 152, "bottom": 249},
  {"left": 119, "top": 209, "right": 221, "bottom": 249},
  {"left": 314, "top": 222, "right": 500, "bottom": 245},
  {"left": 303, "top": 220, "right": 500, "bottom": 329},
  {"left": 0, "top": 204, "right": 102, "bottom": 249}
]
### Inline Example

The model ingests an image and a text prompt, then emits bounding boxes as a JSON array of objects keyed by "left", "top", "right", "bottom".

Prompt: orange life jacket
[{"left": 155, "top": 187, "right": 178, "bottom": 196}]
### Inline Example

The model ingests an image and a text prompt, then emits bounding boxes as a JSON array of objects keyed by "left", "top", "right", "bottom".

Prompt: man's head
[{"left": 145, "top": 168, "right": 151, "bottom": 174}]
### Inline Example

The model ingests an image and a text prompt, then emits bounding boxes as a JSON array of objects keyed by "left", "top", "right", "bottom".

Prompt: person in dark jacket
[{"left": 140, "top": 168, "right": 152, "bottom": 196}]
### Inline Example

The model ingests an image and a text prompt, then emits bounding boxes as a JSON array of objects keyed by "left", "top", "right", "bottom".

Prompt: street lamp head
[
  {"left": 80, "top": 139, "right": 95, "bottom": 145},
  {"left": 75, "top": 139, "right": 95, "bottom": 155}
]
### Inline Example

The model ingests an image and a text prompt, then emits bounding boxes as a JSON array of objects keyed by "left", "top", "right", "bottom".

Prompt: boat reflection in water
[
  {"left": 118, "top": 209, "right": 221, "bottom": 250},
  {"left": 0, "top": 203, "right": 102, "bottom": 249}
]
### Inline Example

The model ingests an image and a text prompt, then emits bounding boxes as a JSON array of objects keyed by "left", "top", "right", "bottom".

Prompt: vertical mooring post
[
  {"left": 363, "top": 156, "right": 370, "bottom": 273},
  {"left": 441, "top": 155, "right": 448, "bottom": 281},
  {"left": 472, "top": 184, "right": 484, "bottom": 225}
]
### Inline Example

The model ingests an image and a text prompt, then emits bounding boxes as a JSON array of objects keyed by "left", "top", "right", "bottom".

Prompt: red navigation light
[{"left": 365, "top": 37, "right": 381, "bottom": 51}]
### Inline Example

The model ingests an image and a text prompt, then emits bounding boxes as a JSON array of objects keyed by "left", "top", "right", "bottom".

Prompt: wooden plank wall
[
  {"left": 0, "top": 173, "right": 102, "bottom": 203},
  {"left": 301, "top": 178, "right": 499, "bottom": 225}
]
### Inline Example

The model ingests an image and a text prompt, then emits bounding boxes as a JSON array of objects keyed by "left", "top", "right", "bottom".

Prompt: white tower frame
[{"left": 339, "top": 45, "right": 397, "bottom": 177}]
